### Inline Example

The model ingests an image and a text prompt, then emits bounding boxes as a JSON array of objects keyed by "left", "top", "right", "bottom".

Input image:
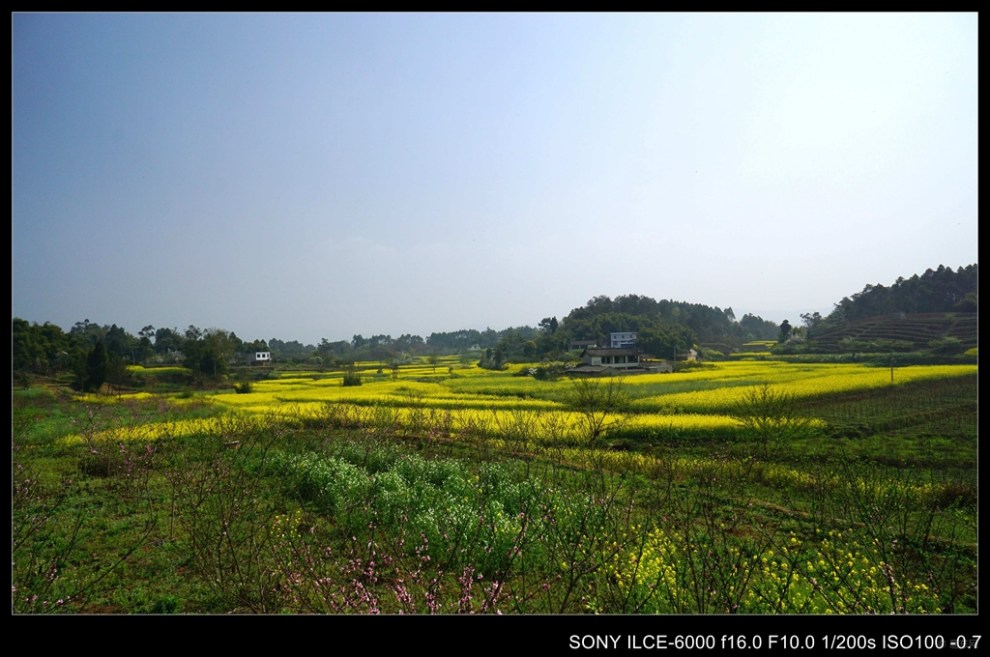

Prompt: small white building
[
  {"left": 246, "top": 351, "right": 272, "bottom": 365},
  {"left": 582, "top": 348, "right": 640, "bottom": 369},
  {"left": 610, "top": 332, "right": 637, "bottom": 349}
]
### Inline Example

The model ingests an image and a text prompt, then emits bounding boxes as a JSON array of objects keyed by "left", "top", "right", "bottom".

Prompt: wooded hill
[
  {"left": 782, "top": 264, "right": 978, "bottom": 358},
  {"left": 800, "top": 312, "right": 977, "bottom": 354},
  {"left": 822, "top": 264, "right": 976, "bottom": 325}
]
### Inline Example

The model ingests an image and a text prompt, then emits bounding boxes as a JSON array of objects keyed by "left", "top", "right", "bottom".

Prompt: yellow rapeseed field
[{"left": 63, "top": 360, "right": 974, "bottom": 448}]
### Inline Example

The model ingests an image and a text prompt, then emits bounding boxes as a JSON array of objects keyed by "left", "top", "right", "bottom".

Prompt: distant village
[
  {"left": 243, "top": 331, "right": 695, "bottom": 377},
  {"left": 564, "top": 332, "right": 695, "bottom": 376}
]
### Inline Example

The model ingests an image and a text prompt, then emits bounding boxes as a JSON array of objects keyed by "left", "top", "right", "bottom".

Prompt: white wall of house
[
  {"left": 610, "top": 332, "right": 637, "bottom": 349},
  {"left": 585, "top": 351, "right": 640, "bottom": 368}
]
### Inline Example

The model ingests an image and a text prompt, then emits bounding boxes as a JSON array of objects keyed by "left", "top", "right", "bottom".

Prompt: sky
[{"left": 12, "top": 12, "right": 978, "bottom": 345}]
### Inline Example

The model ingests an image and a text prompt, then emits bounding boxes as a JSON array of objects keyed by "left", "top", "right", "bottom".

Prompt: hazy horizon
[
  {"left": 8, "top": 272, "right": 977, "bottom": 347},
  {"left": 13, "top": 13, "right": 977, "bottom": 345}
]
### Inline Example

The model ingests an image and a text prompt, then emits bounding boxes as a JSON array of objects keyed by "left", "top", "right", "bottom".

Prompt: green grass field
[{"left": 12, "top": 359, "right": 977, "bottom": 614}]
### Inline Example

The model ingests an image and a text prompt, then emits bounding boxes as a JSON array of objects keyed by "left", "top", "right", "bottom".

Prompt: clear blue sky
[{"left": 12, "top": 12, "right": 978, "bottom": 345}]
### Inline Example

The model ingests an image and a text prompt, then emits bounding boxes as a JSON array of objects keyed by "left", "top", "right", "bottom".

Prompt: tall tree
[
  {"left": 184, "top": 328, "right": 236, "bottom": 379},
  {"left": 82, "top": 341, "right": 108, "bottom": 392},
  {"left": 153, "top": 327, "right": 185, "bottom": 360},
  {"left": 778, "top": 320, "right": 792, "bottom": 343},
  {"left": 137, "top": 325, "right": 156, "bottom": 363}
]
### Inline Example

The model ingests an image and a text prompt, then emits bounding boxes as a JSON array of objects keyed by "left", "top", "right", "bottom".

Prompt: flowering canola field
[{"left": 63, "top": 361, "right": 975, "bottom": 445}]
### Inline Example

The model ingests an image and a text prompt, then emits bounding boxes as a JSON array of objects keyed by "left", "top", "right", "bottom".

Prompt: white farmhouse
[
  {"left": 610, "top": 332, "right": 637, "bottom": 349},
  {"left": 581, "top": 348, "right": 640, "bottom": 369},
  {"left": 246, "top": 351, "right": 272, "bottom": 365}
]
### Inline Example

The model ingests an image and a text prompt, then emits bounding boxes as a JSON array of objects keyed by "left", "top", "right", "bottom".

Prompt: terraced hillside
[{"left": 809, "top": 312, "right": 977, "bottom": 352}]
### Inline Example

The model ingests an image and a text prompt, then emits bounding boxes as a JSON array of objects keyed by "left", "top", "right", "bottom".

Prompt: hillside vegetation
[{"left": 805, "top": 312, "right": 977, "bottom": 353}]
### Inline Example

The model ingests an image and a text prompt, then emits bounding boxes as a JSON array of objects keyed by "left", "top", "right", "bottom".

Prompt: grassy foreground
[{"left": 12, "top": 360, "right": 977, "bottom": 614}]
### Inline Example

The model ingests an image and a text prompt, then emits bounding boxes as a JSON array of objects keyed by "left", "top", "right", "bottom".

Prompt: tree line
[
  {"left": 810, "top": 264, "right": 978, "bottom": 334},
  {"left": 11, "top": 317, "right": 546, "bottom": 388},
  {"left": 13, "top": 293, "right": 788, "bottom": 386},
  {"left": 12, "top": 319, "right": 269, "bottom": 390}
]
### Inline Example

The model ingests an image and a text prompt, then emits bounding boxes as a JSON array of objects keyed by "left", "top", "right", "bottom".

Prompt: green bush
[{"left": 342, "top": 366, "right": 362, "bottom": 387}]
